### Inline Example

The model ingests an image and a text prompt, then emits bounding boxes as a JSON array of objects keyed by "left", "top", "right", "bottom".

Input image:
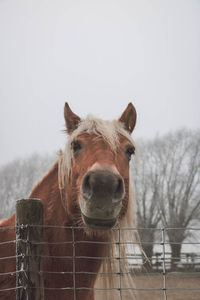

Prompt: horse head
[{"left": 59, "top": 103, "right": 137, "bottom": 232}]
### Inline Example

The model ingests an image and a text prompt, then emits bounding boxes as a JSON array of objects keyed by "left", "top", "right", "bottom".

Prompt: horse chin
[{"left": 82, "top": 213, "right": 118, "bottom": 230}]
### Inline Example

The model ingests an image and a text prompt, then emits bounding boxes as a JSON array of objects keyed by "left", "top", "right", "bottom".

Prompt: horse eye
[
  {"left": 126, "top": 145, "right": 135, "bottom": 160},
  {"left": 71, "top": 140, "right": 82, "bottom": 154}
]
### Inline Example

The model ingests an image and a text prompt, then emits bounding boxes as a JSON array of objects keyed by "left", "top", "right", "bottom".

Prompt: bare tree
[
  {"left": 155, "top": 129, "right": 200, "bottom": 269},
  {"left": 133, "top": 140, "right": 161, "bottom": 269},
  {"left": 133, "top": 129, "right": 200, "bottom": 270}
]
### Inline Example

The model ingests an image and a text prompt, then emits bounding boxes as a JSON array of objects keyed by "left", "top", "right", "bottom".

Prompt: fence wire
[{"left": 0, "top": 226, "right": 200, "bottom": 299}]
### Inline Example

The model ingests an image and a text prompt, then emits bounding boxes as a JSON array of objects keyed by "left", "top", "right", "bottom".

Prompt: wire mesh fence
[{"left": 0, "top": 224, "right": 200, "bottom": 299}]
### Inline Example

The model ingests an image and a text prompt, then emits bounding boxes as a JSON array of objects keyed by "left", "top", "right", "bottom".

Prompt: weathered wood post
[{"left": 16, "top": 198, "right": 44, "bottom": 300}]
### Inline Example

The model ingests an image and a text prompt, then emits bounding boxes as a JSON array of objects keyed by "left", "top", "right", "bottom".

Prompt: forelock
[{"left": 69, "top": 116, "right": 134, "bottom": 150}]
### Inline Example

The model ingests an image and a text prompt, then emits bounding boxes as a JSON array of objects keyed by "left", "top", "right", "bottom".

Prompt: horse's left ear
[
  {"left": 119, "top": 103, "right": 137, "bottom": 133},
  {"left": 64, "top": 103, "right": 81, "bottom": 134}
]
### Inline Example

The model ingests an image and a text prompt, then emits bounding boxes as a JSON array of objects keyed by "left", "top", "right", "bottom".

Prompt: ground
[
  {"left": 95, "top": 273, "right": 200, "bottom": 300},
  {"left": 134, "top": 273, "right": 200, "bottom": 300}
]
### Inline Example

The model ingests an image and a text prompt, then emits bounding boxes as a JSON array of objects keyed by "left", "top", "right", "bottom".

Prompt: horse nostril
[
  {"left": 82, "top": 173, "right": 92, "bottom": 200},
  {"left": 114, "top": 177, "right": 125, "bottom": 200}
]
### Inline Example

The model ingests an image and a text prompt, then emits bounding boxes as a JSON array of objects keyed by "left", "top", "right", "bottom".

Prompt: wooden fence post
[{"left": 16, "top": 198, "right": 44, "bottom": 300}]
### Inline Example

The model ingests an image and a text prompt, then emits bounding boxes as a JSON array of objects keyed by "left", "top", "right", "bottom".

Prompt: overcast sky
[{"left": 0, "top": 0, "right": 199, "bottom": 166}]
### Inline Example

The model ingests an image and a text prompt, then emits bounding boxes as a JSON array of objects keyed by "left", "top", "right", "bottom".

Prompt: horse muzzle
[{"left": 80, "top": 167, "right": 125, "bottom": 229}]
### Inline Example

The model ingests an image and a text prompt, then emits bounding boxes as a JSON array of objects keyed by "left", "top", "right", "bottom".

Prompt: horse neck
[{"left": 29, "top": 161, "right": 69, "bottom": 226}]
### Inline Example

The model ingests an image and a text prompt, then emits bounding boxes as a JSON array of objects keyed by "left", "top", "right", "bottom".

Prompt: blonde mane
[{"left": 58, "top": 116, "right": 139, "bottom": 300}]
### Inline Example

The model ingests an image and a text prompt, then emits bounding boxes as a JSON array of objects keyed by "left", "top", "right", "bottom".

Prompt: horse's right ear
[{"left": 64, "top": 103, "right": 81, "bottom": 134}]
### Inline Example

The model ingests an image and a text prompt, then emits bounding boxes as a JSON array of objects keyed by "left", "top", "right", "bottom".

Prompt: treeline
[
  {"left": 0, "top": 153, "right": 56, "bottom": 219},
  {"left": 0, "top": 129, "right": 200, "bottom": 269}
]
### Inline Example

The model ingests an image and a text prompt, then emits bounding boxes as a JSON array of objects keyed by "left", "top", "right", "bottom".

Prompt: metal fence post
[{"left": 16, "top": 198, "right": 44, "bottom": 300}]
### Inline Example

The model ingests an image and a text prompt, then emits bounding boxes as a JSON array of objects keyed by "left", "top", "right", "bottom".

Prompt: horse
[{"left": 0, "top": 103, "right": 139, "bottom": 300}]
